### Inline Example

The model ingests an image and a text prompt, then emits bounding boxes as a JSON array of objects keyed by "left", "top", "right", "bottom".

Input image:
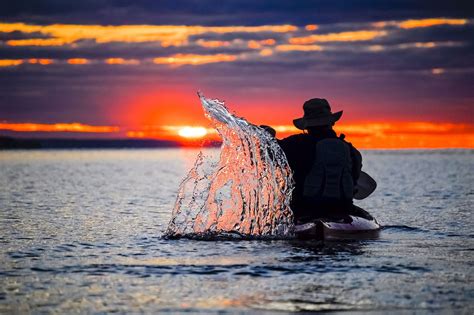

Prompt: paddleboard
[{"left": 294, "top": 210, "right": 381, "bottom": 240}]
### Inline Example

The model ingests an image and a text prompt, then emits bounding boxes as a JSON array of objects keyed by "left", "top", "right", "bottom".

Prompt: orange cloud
[
  {"left": 196, "top": 39, "right": 231, "bottom": 48},
  {"left": 67, "top": 58, "right": 89, "bottom": 65},
  {"left": 7, "top": 38, "right": 71, "bottom": 46},
  {"left": 0, "top": 123, "right": 119, "bottom": 133},
  {"left": 0, "top": 58, "right": 53, "bottom": 66},
  {"left": 153, "top": 53, "right": 237, "bottom": 66},
  {"left": 247, "top": 40, "right": 262, "bottom": 49},
  {"left": 305, "top": 24, "right": 318, "bottom": 31},
  {"left": 289, "top": 30, "right": 387, "bottom": 44},
  {"left": 373, "top": 18, "right": 468, "bottom": 29},
  {"left": 276, "top": 44, "right": 323, "bottom": 52},
  {"left": 0, "top": 59, "right": 24, "bottom": 67},
  {"left": 28, "top": 58, "right": 54, "bottom": 65},
  {"left": 260, "top": 39, "right": 276, "bottom": 46},
  {"left": 105, "top": 58, "right": 140, "bottom": 65},
  {"left": 0, "top": 22, "right": 297, "bottom": 47},
  {"left": 414, "top": 42, "right": 436, "bottom": 48},
  {"left": 398, "top": 18, "right": 468, "bottom": 29},
  {"left": 259, "top": 48, "right": 273, "bottom": 56},
  {"left": 247, "top": 39, "right": 277, "bottom": 49}
]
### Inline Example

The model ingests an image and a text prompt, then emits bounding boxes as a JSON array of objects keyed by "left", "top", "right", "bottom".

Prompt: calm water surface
[{"left": 1, "top": 149, "right": 473, "bottom": 313}]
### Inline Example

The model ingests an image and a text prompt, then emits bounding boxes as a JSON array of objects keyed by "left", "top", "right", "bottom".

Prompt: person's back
[{"left": 277, "top": 99, "right": 362, "bottom": 222}]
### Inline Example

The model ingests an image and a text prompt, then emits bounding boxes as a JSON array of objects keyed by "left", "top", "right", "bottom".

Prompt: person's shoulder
[
  {"left": 339, "top": 133, "right": 354, "bottom": 146},
  {"left": 339, "top": 135, "right": 362, "bottom": 157},
  {"left": 279, "top": 133, "right": 309, "bottom": 144},
  {"left": 337, "top": 133, "right": 359, "bottom": 149}
]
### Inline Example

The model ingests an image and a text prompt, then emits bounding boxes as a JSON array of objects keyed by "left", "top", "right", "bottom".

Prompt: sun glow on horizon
[
  {"left": 1, "top": 121, "right": 473, "bottom": 148},
  {"left": 177, "top": 126, "right": 208, "bottom": 139}
]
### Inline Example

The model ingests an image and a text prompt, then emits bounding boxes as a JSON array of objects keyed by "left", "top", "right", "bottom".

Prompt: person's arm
[
  {"left": 349, "top": 144, "right": 362, "bottom": 183},
  {"left": 276, "top": 135, "right": 292, "bottom": 154}
]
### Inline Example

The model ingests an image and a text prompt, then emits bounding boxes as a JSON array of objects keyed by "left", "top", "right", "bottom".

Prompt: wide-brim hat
[{"left": 293, "top": 98, "right": 343, "bottom": 130}]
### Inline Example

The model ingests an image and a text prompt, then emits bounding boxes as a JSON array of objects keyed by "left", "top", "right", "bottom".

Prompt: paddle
[{"left": 354, "top": 171, "right": 377, "bottom": 200}]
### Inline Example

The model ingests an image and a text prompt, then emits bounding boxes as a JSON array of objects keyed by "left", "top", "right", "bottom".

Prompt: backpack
[{"left": 303, "top": 138, "right": 354, "bottom": 201}]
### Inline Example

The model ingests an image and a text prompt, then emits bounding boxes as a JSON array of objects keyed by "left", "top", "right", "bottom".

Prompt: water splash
[{"left": 165, "top": 93, "right": 294, "bottom": 239}]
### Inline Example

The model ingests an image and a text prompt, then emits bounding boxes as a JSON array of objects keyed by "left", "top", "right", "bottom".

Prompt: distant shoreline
[
  {"left": 0, "top": 136, "right": 472, "bottom": 151},
  {"left": 0, "top": 136, "right": 222, "bottom": 149}
]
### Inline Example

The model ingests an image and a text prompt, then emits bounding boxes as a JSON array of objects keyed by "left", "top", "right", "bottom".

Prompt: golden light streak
[
  {"left": 270, "top": 122, "right": 474, "bottom": 149},
  {"left": 414, "top": 42, "right": 436, "bottom": 48},
  {"left": 105, "top": 58, "right": 140, "bottom": 65},
  {"left": 7, "top": 38, "right": 72, "bottom": 46},
  {"left": 124, "top": 122, "right": 474, "bottom": 148},
  {"left": 431, "top": 68, "right": 444, "bottom": 75},
  {"left": 0, "top": 59, "right": 24, "bottom": 67},
  {"left": 0, "top": 23, "right": 297, "bottom": 47},
  {"left": 0, "top": 123, "right": 119, "bottom": 133},
  {"left": 67, "top": 58, "right": 89, "bottom": 65},
  {"left": 126, "top": 131, "right": 146, "bottom": 138},
  {"left": 276, "top": 44, "right": 323, "bottom": 51},
  {"left": 28, "top": 58, "right": 54, "bottom": 65},
  {"left": 289, "top": 30, "right": 387, "bottom": 44},
  {"left": 398, "top": 18, "right": 468, "bottom": 29},
  {"left": 373, "top": 18, "right": 468, "bottom": 29},
  {"left": 153, "top": 53, "right": 237, "bottom": 66},
  {"left": 6, "top": 121, "right": 468, "bottom": 148}
]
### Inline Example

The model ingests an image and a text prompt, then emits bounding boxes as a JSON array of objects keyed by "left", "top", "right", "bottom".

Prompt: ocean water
[{"left": 0, "top": 149, "right": 473, "bottom": 313}]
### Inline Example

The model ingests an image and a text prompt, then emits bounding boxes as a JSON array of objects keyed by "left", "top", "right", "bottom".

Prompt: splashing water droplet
[{"left": 165, "top": 93, "right": 294, "bottom": 239}]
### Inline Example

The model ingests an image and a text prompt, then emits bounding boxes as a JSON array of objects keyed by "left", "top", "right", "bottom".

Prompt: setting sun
[{"left": 178, "top": 126, "right": 208, "bottom": 138}]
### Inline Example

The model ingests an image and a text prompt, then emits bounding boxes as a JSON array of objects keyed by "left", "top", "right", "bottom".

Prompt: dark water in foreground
[{"left": 1, "top": 149, "right": 473, "bottom": 313}]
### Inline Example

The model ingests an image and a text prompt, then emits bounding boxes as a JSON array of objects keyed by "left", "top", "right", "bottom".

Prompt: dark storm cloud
[{"left": 1, "top": 0, "right": 473, "bottom": 25}]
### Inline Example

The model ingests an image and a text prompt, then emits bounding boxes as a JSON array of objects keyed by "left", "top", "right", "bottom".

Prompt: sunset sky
[{"left": 0, "top": 0, "right": 473, "bottom": 148}]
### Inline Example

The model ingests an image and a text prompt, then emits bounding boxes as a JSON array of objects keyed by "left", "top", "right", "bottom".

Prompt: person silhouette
[{"left": 275, "top": 98, "right": 363, "bottom": 223}]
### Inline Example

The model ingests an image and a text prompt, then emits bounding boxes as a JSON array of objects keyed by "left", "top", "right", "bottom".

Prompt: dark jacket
[{"left": 278, "top": 129, "right": 362, "bottom": 220}]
